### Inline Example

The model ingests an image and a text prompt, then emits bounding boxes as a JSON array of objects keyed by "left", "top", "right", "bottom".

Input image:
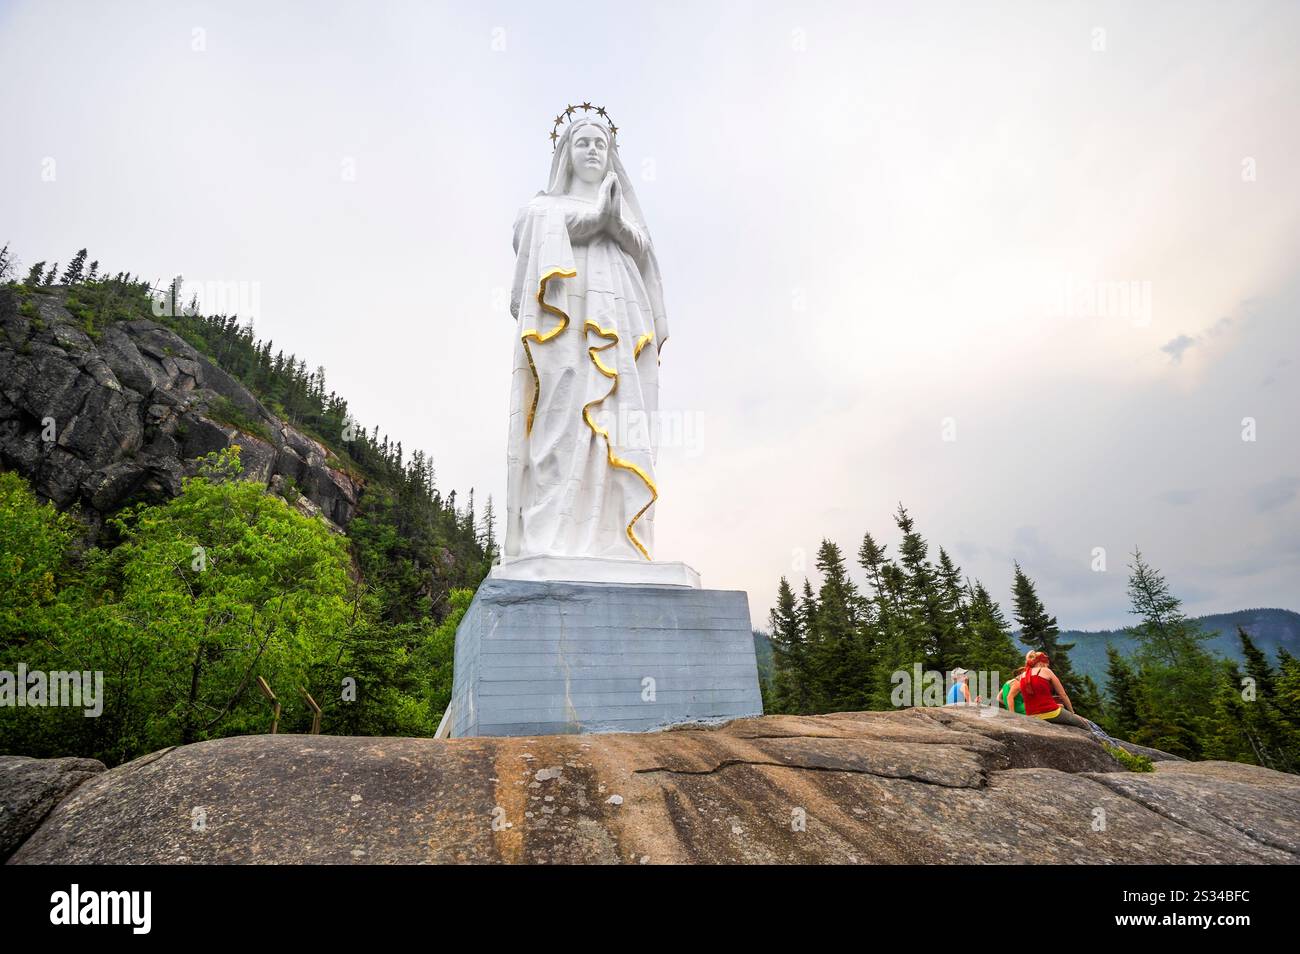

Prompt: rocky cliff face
[
  {"left": 0, "top": 287, "right": 361, "bottom": 532},
  {"left": 5, "top": 708, "right": 1298, "bottom": 864}
]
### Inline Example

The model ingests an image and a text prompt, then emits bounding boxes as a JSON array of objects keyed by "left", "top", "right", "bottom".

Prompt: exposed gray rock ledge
[
  {"left": 0, "top": 755, "right": 105, "bottom": 861},
  {"left": 6, "top": 708, "right": 1297, "bottom": 864},
  {"left": 0, "top": 287, "right": 360, "bottom": 531}
]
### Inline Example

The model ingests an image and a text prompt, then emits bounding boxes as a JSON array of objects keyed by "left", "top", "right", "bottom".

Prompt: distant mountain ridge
[{"left": 1047, "top": 608, "right": 1300, "bottom": 690}]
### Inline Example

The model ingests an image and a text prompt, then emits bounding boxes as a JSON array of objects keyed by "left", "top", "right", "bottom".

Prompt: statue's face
[{"left": 569, "top": 124, "right": 609, "bottom": 184}]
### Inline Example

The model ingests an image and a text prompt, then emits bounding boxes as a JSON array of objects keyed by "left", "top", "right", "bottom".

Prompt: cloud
[
  {"left": 1160, "top": 315, "right": 1237, "bottom": 363},
  {"left": 1250, "top": 475, "right": 1300, "bottom": 513},
  {"left": 1161, "top": 334, "right": 1197, "bottom": 362},
  {"left": 2, "top": 0, "right": 1298, "bottom": 634}
]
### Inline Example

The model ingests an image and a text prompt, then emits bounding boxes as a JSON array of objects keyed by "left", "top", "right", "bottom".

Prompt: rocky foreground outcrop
[
  {"left": 5, "top": 707, "right": 1298, "bottom": 864},
  {"left": 0, "top": 287, "right": 361, "bottom": 532}
]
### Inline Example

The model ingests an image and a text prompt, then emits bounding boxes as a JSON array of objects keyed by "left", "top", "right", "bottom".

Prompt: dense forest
[
  {"left": 763, "top": 505, "right": 1300, "bottom": 772},
  {"left": 0, "top": 246, "right": 493, "bottom": 764}
]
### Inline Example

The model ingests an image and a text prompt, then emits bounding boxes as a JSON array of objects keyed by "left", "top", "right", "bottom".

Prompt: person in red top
[{"left": 1005, "top": 650, "right": 1089, "bottom": 729}]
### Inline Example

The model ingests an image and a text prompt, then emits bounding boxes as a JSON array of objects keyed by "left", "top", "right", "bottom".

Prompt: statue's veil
[{"left": 540, "top": 116, "right": 668, "bottom": 349}]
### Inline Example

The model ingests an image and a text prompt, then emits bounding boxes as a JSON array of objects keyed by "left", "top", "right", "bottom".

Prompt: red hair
[{"left": 1020, "top": 651, "right": 1050, "bottom": 690}]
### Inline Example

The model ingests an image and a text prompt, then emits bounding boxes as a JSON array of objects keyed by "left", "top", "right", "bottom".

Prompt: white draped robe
[{"left": 504, "top": 192, "right": 668, "bottom": 562}]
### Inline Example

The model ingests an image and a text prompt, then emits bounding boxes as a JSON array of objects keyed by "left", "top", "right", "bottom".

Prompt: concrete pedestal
[{"left": 443, "top": 579, "right": 763, "bottom": 738}]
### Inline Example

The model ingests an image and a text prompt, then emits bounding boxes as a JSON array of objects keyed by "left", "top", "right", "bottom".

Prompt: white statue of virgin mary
[{"left": 503, "top": 107, "right": 669, "bottom": 566}]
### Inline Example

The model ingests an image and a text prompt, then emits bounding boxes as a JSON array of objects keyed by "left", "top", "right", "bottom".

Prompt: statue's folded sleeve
[{"left": 510, "top": 200, "right": 577, "bottom": 323}]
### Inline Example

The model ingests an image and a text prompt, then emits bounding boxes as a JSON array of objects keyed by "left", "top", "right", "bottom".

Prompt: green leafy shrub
[
  {"left": 1103, "top": 742, "right": 1155, "bottom": 772},
  {"left": 1, "top": 451, "right": 356, "bottom": 764}
]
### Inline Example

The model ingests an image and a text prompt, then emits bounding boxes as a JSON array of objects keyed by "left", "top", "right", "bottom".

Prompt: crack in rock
[{"left": 633, "top": 757, "right": 985, "bottom": 790}]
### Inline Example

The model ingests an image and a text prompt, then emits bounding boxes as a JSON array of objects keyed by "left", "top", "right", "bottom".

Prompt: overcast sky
[{"left": 4, "top": 0, "right": 1298, "bottom": 630}]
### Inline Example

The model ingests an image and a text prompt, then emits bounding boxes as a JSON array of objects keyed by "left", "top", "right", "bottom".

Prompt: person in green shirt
[{"left": 999, "top": 666, "right": 1026, "bottom": 714}]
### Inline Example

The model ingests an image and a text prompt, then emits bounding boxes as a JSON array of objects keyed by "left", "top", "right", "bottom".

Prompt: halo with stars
[{"left": 550, "top": 102, "right": 619, "bottom": 151}]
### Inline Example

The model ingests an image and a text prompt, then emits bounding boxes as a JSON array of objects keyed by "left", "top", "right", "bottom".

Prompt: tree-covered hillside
[{"left": 0, "top": 246, "right": 493, "bottom": 764}]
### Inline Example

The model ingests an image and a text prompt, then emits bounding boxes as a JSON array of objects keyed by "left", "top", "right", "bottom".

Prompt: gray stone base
[{"left": 445, "top": 579, "right": 763, "bottom": 737}]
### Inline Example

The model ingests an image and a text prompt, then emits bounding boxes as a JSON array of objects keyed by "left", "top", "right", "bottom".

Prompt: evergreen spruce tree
[
  {"left": 1207, "top": 662, "right": 1255, "bottom": 764},
  {"left": 859, "top": 530, "right": 902, "bottom": 708},
  {"left": 1276, "top": 649, "right": 1300, "bottom": 721},
  {"left": 1075, "top": 675, "right": 1105, "bottom": 722},
  {"left": 43, "top": 262, "right": 58, "bottom": 285},
  {"left": 806, "top": 540, "right": 871, "bottom": 712},
  {"left": 963, "top": 581, "right": 1021, "bottom": 692},
  {"left": 768, "top": 577, "right": 809, "bottom": 714},
  {"left": 1122, "top": 551, "right": 1218, "bottom": 758},
  {"left": 796, "top": 578, "right": 821, "bottom": 709},
  {"left": 1011, "top": 563, "right": 1085, "bottom": 704},
  {"left": 1273, "top": 648, "right": 1300, "bottom": 771},
  {"left": 857, "top": 531, "right": 894, "bottom": 620},
  {"left": 1238, "top": 626, "right": 1276, "bottom": 698},
  {"left": 892, "top": 505, "right": 945, "bottom": 673},
  {"left": 798, "top": 578, "right": 817, "bottom": 639},
  {"left": 1126, "top": 549, "right": 1214, "bottom": 669},
  {"left": 60, "top": 248, "right": 88, "bottom": 285},
  {"left": 936, "top": 548, "right": 969, "bottom": 635},
  {"left": 1102, "top": 644, "right": 1141, "bottom": 738},
  {"left": 1234, "top": 628, "right": 1298, "bottom": 772},
  {"left": 478, "top": 494, "right": 498, "bottom": 565},
  {"left": 25, "top": 261, "right": 45, "bottom": 286}
]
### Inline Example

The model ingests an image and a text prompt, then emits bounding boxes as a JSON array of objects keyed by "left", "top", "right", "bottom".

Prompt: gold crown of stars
[{"left": 550, "top": 102, "right": 618, "bottom": 151}]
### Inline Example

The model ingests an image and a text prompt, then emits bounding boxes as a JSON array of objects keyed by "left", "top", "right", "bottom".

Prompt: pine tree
[
  {"left": 1238, "top": 626, "right": 1275, "bottom": 698},
  {"left": 43, "top": 262, "right": 58, "bottom": 285},
  {"left": 478, "top": 494, "right": 498, "bottom": 564},
  {"left": 963, "top": 581, "right": 1021, "bottom": 690},
  {"left": 768, "top": 577, "right": 809, "bottom": 714},
  {"left": 859, "top": 530, "right": 904, "bottom": 708},
  {"left": 857, "top": 531, "right": 894, "bottom": 619},
  {"left": 936, "top": 548, "right": 969, "bottom": 634},
  {"left": 1277, "top": 649, "right": 1300, "bottom": 719},
  {"left": 796, "top": 578, "right": 820, "bottom": 707},
  {"left": 168, "top": 275, "right": 184, "bottom": 316},
  {"left": 1207, "top": 662, "right": 1254, "bottom": 764},
  {"left": 86, "top": 260, "right": 99, "bottom": 282},
  {"left": 1235, "top": 628, "right": 1298, "bottom": 772},
  {"left": 1011, "top": 563, "right": 1085, "bottom": 703},
  {"left": 1102, "top": 644, "right": 1140, "bottom": 737},
  {"left": 805, "top": 540, "right": 871, "bottom": 712},
  {"left": 798, "top": 578, "right": 817, "bottom": 638},
  {"left": 1122, "top": 551, "right": 1218, "bottom": 758},
  {"left": 25, "top": 261, "right": 45, "bottom": 286},
  {"left": 60, "top": 248, "right": 88, "bottom": 285},
  {"left": 892, "top": 505, "right": 945, "bottom": 672},
  {"left": 1075, "top": 675, "right": 1105, "bottom": 722},
  {"left": 1126, "top": 549, "right": 1214, "bottom": 669}
]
